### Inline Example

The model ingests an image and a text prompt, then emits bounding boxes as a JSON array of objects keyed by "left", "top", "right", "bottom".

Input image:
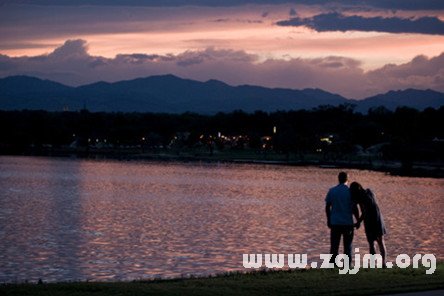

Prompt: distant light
[
  {"left": 273, "top": 126, "right": 277, "bottom": 134},
  {"left": 218, "top": 132, "right": 221, "bottom": 138},
  {"left": 320, "top": 137, "right": 332, "bottom": 144},
  {"left": 142, "top": 137, "right": 146, "bottom": 141}
]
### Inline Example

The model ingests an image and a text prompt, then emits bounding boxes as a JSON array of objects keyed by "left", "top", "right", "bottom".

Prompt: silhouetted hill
[
  {"left": 76, "top": 75, "right": 352, "bottom": 113},
  {"left": 0, "top": 75, "right": 443, "bottom": 113},
  {"left": 0, "top": 76, "right": 74, "bottom": 110},
  {"left": 355, "top": 89, "right": 444, "bottom": 112}
]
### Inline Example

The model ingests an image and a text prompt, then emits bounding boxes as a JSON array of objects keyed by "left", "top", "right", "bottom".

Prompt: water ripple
[{"left": 0, "top": 156, "right": 442, "bottom": 282}]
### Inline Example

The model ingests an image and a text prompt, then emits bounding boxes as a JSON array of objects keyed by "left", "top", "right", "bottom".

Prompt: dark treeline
[{"left": 0, "top": 105, "right": 443, "bottom": 163}]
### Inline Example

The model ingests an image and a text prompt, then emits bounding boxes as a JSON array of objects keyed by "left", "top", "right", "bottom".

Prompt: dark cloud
[
  {"left": 88, "top": 59, "right": 107, "bottom": 68},
  {"left": 0, "top": 54, "right": 16, "bottom": 70},
  {"left": 116, "top": 54, "right": 159, "bottom": 62},
  {"left": 309, "top": 56, "right": 361, "bottom": 69},
  {"left": 211, "top": 18, "right": 230, "bottom": 23},
  {"left": 289, "top": 8, "right": 297, "bottom": 16},
  {"left": 0, "top": 5, "right": 153, "bottom": 43},
  {"left": 0, "top": 42, "right": 59, "bottom": 50},
  {"left": 366, "top": 53, "right": 444, "bottom": 92},
  {"left": 176, "top": 47, "right": 258, "bottom": 67},
  {"left": 49, "top": 39, "right": 89, "bottom": 59},
  {"left": 357, "top": 0, "right": 444, "bottom": 11},
  {"left": 0, "top": 39, "right": 442, "bottom": 99},
  {"left": 176, "top": 52, "right": 207, "bottom": 67},
  {"left": 1, "top": 1, "right": 443, "bottom": 10},
  {"left": 277, "top": 12, "right": 444, "bottom": 35},
  {"left": 210, "top": 18, "right": 263, "bottom": 24}
]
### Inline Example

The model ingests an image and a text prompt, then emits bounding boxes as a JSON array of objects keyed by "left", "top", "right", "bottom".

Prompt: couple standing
[{"left": 325, "top": 172, "right": 387, "bottom": 266}]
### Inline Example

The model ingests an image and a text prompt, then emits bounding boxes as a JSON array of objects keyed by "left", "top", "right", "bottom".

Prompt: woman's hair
[{"left": 350, "top": 181, "right": 365, "bottom": 202}]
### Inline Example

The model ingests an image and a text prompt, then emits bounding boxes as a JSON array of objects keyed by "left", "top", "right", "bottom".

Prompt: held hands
[{"left": 354, "top": 221, "right": 361, "bottom": 229}]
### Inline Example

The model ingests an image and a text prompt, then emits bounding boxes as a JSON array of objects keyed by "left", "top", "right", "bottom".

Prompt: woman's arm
[{"left": 354, "top": 201, "right": 365, "bottom": 229}]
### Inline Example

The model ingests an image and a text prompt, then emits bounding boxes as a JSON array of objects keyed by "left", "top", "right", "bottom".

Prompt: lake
[{"left": 0, "top": 156, "right": 443, "bottom": 282}]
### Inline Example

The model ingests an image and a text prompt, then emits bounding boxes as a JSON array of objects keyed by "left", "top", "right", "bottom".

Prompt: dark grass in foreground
[{"left": 2, "top": 264, "right": 444, "bottom": 296}]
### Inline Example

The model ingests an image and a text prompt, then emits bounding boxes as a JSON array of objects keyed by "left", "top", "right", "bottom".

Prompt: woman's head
[{"left": 350, "top": 181, "right": 365, "bottom": 202}]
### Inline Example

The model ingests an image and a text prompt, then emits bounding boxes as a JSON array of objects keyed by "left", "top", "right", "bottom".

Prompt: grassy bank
[{"left": 2, "top": 264, "right": 444, "bottom": 296}]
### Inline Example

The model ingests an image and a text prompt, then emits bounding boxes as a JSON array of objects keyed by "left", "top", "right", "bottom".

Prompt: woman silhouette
[{"left": 350, "top": 182, "right": 387, "bottom": 267}]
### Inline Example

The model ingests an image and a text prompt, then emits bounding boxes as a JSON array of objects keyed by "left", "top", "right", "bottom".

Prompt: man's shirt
[{"left": 326, "top": 183, "right": 353, "bottom": 225}]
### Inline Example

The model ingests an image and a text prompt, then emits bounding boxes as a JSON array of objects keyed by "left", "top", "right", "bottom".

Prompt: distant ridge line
[{"left": 0, "top": 75, "right": 443, "bottom": 113}]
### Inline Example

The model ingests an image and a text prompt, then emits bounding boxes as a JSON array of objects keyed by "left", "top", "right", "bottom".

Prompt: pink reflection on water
[{"left": 0, "top": 156, "right": 443, "bottom": 282}]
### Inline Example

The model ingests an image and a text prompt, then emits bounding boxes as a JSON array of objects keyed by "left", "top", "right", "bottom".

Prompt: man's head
[{"left": 338, "top": 171, "right": 348, "bottom": 184}]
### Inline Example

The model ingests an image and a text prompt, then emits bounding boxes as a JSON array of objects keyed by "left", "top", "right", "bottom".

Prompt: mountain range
[{"left": 0, "top": 75, "right": 443, "bottom": 113}]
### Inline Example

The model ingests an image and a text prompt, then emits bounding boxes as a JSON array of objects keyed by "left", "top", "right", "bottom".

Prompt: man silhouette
[{"left": 325, "top": 172, "right": 359, "bottom": 265}]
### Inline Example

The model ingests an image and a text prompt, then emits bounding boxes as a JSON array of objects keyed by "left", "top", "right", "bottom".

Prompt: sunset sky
[{"left": 0, "top": 0, "right": 443, "bottom": 98}]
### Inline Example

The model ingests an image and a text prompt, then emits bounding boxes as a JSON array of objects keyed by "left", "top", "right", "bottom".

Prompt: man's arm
[{"left": 326, "top": 201, "right": 332, "bottom": 229}]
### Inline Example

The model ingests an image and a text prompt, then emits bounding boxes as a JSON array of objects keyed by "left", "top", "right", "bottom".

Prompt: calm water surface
[{"left": 0, "top": 156, "right": 443, "bottom": 282}]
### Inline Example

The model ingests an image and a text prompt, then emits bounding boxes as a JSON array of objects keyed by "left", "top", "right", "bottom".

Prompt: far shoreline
[{"left": 1, "top": 148, "right": 443, "bottom": 178}]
